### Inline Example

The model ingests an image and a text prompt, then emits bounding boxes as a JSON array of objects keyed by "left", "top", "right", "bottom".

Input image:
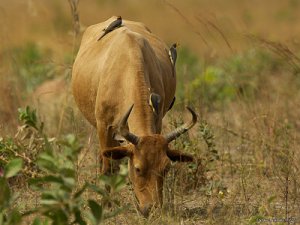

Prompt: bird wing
[
  {"left": 97, "top": 19, "right": 122, "bottom": 41},
  {"left": 105, "top": 19, "right": 122, "bottom": 32},
  {"left": 169, "top": 47, "right": 177, "bottom": 65},
  {"left": 149, "top": 93, "right": 161, "bottom": 115}
]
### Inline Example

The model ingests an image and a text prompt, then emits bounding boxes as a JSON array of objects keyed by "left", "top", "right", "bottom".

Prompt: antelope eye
[
  {"left": 118, "top": 139, "right": 126, "bottom": 146},
  {"left": 134, "top": 166, "right": 142, "bottom": 175}
]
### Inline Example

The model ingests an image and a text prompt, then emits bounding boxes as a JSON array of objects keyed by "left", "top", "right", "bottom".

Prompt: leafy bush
[
  {"left": 191, "top": 66, "right": 236, "bottom": 106},
  {"left": 176, "top": 47, "right": 239, "bottom": 107},
  {"left": 0, "top": 106, "right": 45, "bottom": 177},
  {"left": 175, "top": 47, "right": 284, "bottom": 108},
  {"left": 29, "top": 134, "right": 127, "bottom": 225},
  {"left": 0, "top": 107, "right": 127, "bottom": 224},
  {"left": 0, "top": 159, "right": 24, "bottom": 225},
  {"left": 223, "top": 48, "right": 282, "bottom": 99}
]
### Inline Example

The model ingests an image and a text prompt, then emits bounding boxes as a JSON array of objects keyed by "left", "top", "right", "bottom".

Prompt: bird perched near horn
[
  {"left": 149, "top": 93, "right": 161, "bottom": 116},
  {"left": 168, "top": 43, "right": 179, "bottom": 66},
  {"left": 97, "top": 16, "right": 122, "bottom": 41}
]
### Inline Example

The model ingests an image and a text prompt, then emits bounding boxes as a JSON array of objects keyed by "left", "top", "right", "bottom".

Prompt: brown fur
[{"left": 102, "top": 135, "right": 193, "bottom": 216}]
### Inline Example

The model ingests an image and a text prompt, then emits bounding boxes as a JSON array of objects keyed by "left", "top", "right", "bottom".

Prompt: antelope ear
[
  {"left": 103, "top": 146, "right": 132, "bottom": 160},
  {"left": 166, "top": 149, "right": 194, "bottom": 162}
]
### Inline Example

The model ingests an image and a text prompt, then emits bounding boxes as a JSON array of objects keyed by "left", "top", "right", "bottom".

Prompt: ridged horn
[
  {"left": 164, "top": 106, "right": 197, "bottom": 143},
  {"left": 118, "top": 104, "right": 140, "bottom": 145}
]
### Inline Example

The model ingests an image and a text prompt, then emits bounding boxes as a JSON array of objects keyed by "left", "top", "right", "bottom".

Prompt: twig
[
  {"left": 195, "top": 14, "right": 232, "bottom": 51},
  {"left": 68, "top": 0, "right": 80, "bottom": 37},
  {"left": 247, "top": 34, "right": 300, "bottom": 73},
  {"left": 67, "top": 0, "right": 81, "bottom": 63},
  {"left": 285, "top": 173, "right": 289, "bottom": 224}
]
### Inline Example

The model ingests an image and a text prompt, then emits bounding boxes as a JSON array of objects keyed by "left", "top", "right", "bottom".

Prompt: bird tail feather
[{"left": 97, "top": 33, "right": 105, "bottom": 41}]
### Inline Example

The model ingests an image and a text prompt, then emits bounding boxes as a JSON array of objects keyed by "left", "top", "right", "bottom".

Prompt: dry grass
[{"left": 1, "top": 0, "right": 300, "bottom": 224}]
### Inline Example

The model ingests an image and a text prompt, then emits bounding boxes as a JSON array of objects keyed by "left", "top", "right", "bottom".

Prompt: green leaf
[
  {"left": 40, "top": 192, "right": 60, "bottom": 206},
  {"left": 36, "top": 153, "right": 57, "bottom": 173},
  {"left": 43, "top": 135, "right": 53, "bottom": 152},
  {"left": 32, "top": 218, "right": 42, "bottom": 225},
  {"left": 62, "top": 176, "right": 75, "bottom": 189},
  {"left": 88, "top": 200, "right": 103, "bottom": 224},
  {"left": 7, "top": 209, "right": 22, "bottom": 225},
  {"left": 87, "top": 183, "right": 107, "bottom": 196},
  {"left": 18, "top": 106, "right": 38, "bottom": 130},
  {"left": 4, "top": 158, "right": 23, "bottom": 178},
  {"left": 267, "top": 195, "right": 277, "bottom": 204},
  {"left": 113, "top": 176, "right": 126, "bottom": 193},
  {"left": 0, "top": 178, "right": 10, "bottom": 210},
  {"left": 0, "top": 212, "right": 3, "bottom": 225},
  {"left": 46, "top": 208, "right": 68, "bottom": 224},
  {"left": 60, "top": 168, "right": 75, "bottom": 178},
  {"left": 65, "top": 134, "right": 76, "bottom": 146},
  {"left": 42, "top": 175, "right": 64, "bottom": 184},
  {"left": 40, "top": 199, "right": 60, "bottom": 206},
  {"left": 74, "top": 183, "right": 88, "bottom": 199},
  {"left": 73, "top": 208, "right": 87, "bottom": 225},
  {"left": 38, "top": 152, "right": 55, "bottom": 162}
]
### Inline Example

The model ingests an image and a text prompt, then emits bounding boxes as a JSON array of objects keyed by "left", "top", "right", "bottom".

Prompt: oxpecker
[
  {"left": 169, "top": 43, "right": 179, "bottom": 66},
  {"left": 149, "top": 93, "right": 161, "bottom": 116},
  {"left": 97, "top": 16, "right": 122, "bottom": 41}
]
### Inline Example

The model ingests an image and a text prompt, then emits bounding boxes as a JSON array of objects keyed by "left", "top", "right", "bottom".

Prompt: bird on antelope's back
[
  {"left": 169, "top": 43, "right": 179, "bottom": 66},
  {"left": 97, "top": 16, "right": 122, "bottom": 41}
]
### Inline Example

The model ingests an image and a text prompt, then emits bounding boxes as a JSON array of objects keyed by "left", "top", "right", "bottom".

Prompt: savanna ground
[{"left": 0, "top": 0, "right": 300, "bottom": 224}]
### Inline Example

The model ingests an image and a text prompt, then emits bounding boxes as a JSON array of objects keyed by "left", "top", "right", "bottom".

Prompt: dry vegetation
[{"left": 0, "top": 0, "right": 300, "bottom": 224}]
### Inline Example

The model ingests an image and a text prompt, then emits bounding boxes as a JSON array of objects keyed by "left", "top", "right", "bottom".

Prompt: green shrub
[
  {"left": 0, "top": 107, "right": 127, "bottom": 224},
  {"left": 175, "top": 47, "right": 238, "bottom": 107},
  {"left": 0, "top": 159, "right": 24, "bottom": 225},
  {"left": 29, "top": 134, "right": 127, "bottom": 225},
  {"left": 223, "top": 48, "right": 282, "bottom": 99},
  {"left": 0, "top": 106, "right": 45, "bottom": 176},
  {"left": 191, "top": 66, "right": 236, "bottom": 106},
  {"left": 175, "top": 47, "right": 284, "bottom": 108}
]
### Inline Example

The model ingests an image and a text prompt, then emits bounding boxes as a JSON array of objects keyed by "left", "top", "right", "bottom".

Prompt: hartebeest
[{"left": 72, "top": 17, "right": 197, "bottom": 216}]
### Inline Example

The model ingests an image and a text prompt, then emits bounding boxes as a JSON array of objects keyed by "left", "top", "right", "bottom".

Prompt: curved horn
[
  {"left": 164, "top": 106, "right": 197, "bottom": 143},
  {"left": 118, "top": 104, "right": 140, "bottom": 145}
]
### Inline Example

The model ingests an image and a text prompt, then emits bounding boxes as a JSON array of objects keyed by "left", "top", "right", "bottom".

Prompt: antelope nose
[{"left": 140, "top": 204, "right": 152, "bottom": 217}]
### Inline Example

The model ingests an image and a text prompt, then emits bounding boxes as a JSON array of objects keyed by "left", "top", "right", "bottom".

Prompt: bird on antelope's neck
[
  {"left": 149, "top": 93, "right": 161, "bottom": 116},
  {"left": 97, "top": 16, "right": 122, "bottom": 41},
  {"left": 168, "top": 43, "right": 179, "bottom": 66}
]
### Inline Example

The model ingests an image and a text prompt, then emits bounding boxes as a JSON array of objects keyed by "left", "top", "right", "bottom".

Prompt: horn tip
[
  {"left": 126, "top": 104, "right": 134, "bottom": 117},
  {"left": 186, "top": 106, "right": 197, "bottom": 121}
]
